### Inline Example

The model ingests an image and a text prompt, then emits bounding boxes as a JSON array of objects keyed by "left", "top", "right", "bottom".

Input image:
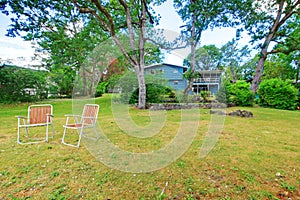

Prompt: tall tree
[
  {"left": 220, "top": 39, "right": 251, "bottom": 83},
  {"left": 240, "top": 0, "right": 300, "bottom": 92},
  {"left": 271, "top": 15, "right": 300, "bottom": 82},
  {"left": 70, "top": 0, "right": 165, "bottom": 109},
  {"left": 183, "top": 45, "right": 222, "bottom": 70},
  {"left": 174, "top": 0, "right": 249, "bottom": 98},
  {"left": 1, "top": 0, "right": 165, "bottom": 109},
  {"left": 1, "top": 0, "right": 108, "bottom": 96}
]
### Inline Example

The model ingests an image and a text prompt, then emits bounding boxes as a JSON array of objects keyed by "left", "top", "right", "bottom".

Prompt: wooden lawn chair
[
  {"left": 62, "top": 104, "right": 99, "bottom": 148},
  {"left": 17, "top": 104, "right": 54, "bottom": 144}
]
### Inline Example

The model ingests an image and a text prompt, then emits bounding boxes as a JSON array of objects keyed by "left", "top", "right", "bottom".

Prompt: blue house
[
  {"left": 144, "top": 63, "right": 188, "bottom": 91},
  {"left": 144, "top": 63, "right": 222, "bottom": 96}
]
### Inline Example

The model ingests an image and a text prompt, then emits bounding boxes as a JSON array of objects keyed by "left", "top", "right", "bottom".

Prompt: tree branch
[
  {"left": 118, "top": 0, "right": 138, "bottom": 66},
  {"left": 142, "top": 0, "right": 154, "bottom": 24},
  {"left": 278, "top": 0, "right": 300, "bottom": 27},
  {"left": 71, "top": 0, "right": 109, "bottom": 32},
  {"left": 91, "top": 0, "right": 115, "bottom": 35},
  {"left": 145, "top": 36, "right": 189, "bottom": 51}
]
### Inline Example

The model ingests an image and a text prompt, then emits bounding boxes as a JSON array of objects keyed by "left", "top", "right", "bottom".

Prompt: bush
[
  {"left": 257, "top": 78, "right": 298, "bottom": 110},
  {"left": 95, "top": 82, "right": 108, "bottom": 97},
  {"left": 129, "top": 83, "right": 172, "bottom": 104},
  {"left": 200, "top": 91, "right": 210, "bottom": 102},
  {"left": 216, "top": 82, "right": 227, "bottom": 104},
  {"left": 0, "top": 66, "right": 48, "bottom": 103},
  {"left": 227, "top": 81, "right": 254, "bottom": 106}
]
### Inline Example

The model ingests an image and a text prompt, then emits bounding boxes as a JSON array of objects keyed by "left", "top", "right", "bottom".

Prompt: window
[
  {"left": 150, "top": 69, "right": 163, "bottom": 74},
  {"left": 174, "top": 81, "right": 178, "bottom": 85}
]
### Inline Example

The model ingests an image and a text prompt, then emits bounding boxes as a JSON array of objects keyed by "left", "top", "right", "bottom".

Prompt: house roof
[{"left": 145, "top": 63, "right": 188, "bottom": 69}]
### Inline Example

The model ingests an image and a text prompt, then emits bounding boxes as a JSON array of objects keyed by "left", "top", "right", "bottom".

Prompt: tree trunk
[
  {"left": 82, "top": 67, "right": 88, "bottom": 96},
  {"left": 250, "top": 46, "right": 268, "bottom": 92},
  {"left": 183, "top": 9, "right": 196, "bottom": 100},
  {"left": 137, "top": 71, "right": 146, "bottom": 109},
  {"left": 250, "top": 0, "right": 293, "bottom": 92},
  {"left": 136, "top": 0, "right": 147, "bottom": 109}
]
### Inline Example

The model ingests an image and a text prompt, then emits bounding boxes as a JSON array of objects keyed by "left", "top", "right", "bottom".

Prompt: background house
[
  {"left": 192, "top": 70, "right": 222, "bottom": 96},
  {"left": 144, "top": 63, "right": 222, "bottom": 96}
]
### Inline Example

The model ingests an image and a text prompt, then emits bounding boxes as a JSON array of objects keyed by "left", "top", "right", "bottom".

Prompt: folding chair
[
  {"left": 17, "top": 104, "right": 54, "bottom": 144},
  {"left": 62, "top": 104, "right": 99, "bottom": 148}
]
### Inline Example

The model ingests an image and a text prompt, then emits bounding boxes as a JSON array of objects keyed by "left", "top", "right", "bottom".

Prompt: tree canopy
[{"left": 238, "top": 0, "right": 300, "bottom": 92}]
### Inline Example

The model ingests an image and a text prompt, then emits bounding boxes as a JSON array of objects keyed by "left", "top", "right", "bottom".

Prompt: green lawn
[{"left": 0, "top": 94, "right": 299, "bottom": 199}]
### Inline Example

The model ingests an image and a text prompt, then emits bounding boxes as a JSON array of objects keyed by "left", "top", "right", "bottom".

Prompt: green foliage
[
  {"left": 183, "top": 69, "right": 199, "bottom": 80},
  {"left": 0, "top": 66, "right": 48, "bottom": 103},
  {"left": 216, "top": 80, "right": 254, "bottom": 106},
  {"left": 95, "top": 82, "right": 108, "bottom": 97},
  {"left": 216, "top": 81, "right": 227, "bottom": 104},
  {"left": 295, "top": 84, "right": 300, "bottom": 108},
  {"left": 200, "top": 90, "right": 209, "bottom": 101},
  {"left": 106, "top": 73, "right": 125, "bottom": 92},
  {"left": 257, "top": 79, "right": 298, "bottom": 110},
  {"left": 220, "top": 39, "right": 251, "bottom": 82},
  {"left": 184, "top": 45, "right": 222, "bottom": 70},
  {"left": 129, "top": 83, "right": 172, "bottom": 104},
  {"left": 240, "top": 54, "right": 259, "bottom": 81},
  {"left": 117, "top": 72, "right": 169, "bottom": 104},
  {"left": 263, "top": 54, "right": 296, "bottom": 81},
  {"left": 227, "top": 81, "right": 254, "bottom": 106},
  {"left": 240, "top": 1, "right": 299, "bottom": 45}
]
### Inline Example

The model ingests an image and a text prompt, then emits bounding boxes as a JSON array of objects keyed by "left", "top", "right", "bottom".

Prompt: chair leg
[
  {"left": 22, "top": 118, "right": 29, "bottom": 138},
  {"left": 62, "top": 126, "right": 68, "bottom": 145},
  {"left": 17, "top": 122, "right": 21, "bottom": 144},
  {"left": 46, "top": 124, "right": 49, "bottom": 142},
  {"left": 25, "top": 127, "right": 29, "bottom": 138},
  {"left": 62, "top": 127, "right": 80, "bottom": 148},
  {"left": 51, "top": 124, "right": 55, "bottom": 138},
  {"left": 94, "top": 126, "right": 99, "bottom": 139},
  {"left": 77, "top": 128, "right": 84, "bottom": 148}
]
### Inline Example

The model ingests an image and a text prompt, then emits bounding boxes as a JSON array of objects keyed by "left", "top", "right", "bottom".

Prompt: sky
[{"left": 0, "top": 0, "right": 253, "bottom": 67}]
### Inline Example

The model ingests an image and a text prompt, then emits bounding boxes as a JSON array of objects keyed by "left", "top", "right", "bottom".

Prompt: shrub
[
  {"left": 226, "top": 81, "right": 254, "bottom": 106},
  {"left": 257, "top": 78, "right": 298, "bottom": 110},
  {"left": 129, "top": 83, "right": 172, "bottom": 104},
  {"left": 117, "top": 72, "right": 170, "bottom": 104},
  {"left": 200, "top": 91, "right": 209, "bottom": 102},
  {"left": 216, "top": 82, "right": 227, "bottom": 104},
  {"left": 95, "top": 82, "right": 108, "bottom": 97},
  {"left": 0, "top": 66, "right": 48, "bottom": 103}
]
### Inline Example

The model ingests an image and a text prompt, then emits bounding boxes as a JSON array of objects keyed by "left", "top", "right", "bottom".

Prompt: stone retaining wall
[{"left": 148, "top": 103, "right": 226, "bottom": 110}]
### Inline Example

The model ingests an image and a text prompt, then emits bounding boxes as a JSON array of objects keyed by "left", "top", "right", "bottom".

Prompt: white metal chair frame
[
  {"left": 17, "top": 104, "right": 54, "bottom": 144},
  {"left": 62, "top": 104, "right": 99, "bottom": 148}
]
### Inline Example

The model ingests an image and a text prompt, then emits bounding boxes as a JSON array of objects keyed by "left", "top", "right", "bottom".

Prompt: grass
[{"left": 0, "top": 94, "right": 299, "bottom": 199}]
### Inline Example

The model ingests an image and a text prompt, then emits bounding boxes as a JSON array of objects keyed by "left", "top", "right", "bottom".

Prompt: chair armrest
[
  {"left": 16, "top": 116, "right": 27, "bottom": 119},
  {"left": 64, "top": 114, "right": 81, "bottom": 117},
  {"left": 47, "top": 114, "right": 54, "bottom": 117},
  {"left": 64, "top": 114, "right": 81, "bottom": 125},
  {"left": 82, "top": 116, "right": 98, "bottom": 119}
]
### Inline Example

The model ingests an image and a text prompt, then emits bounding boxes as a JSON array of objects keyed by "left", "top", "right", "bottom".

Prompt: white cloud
[
  {"left": 0, "top": 34, "right": 37, "bottom": 67},
  {"left": 165, "top": 53, "right": 184, "bottom": 66}
]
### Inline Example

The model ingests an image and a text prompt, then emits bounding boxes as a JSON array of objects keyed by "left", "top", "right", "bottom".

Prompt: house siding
[{"left": 145, "top": 63, "right": 187, "bottom": 91}]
